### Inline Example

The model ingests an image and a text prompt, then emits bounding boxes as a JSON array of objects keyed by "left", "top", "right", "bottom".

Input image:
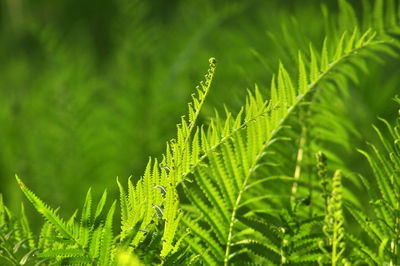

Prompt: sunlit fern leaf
[
  {"left": 94, "top": 189, "right": 107, "bottom": 226},
  {"left": 0, "top": 194, "right": 43, "bottom": 265},
  {"left": 38, "top": 222, "right": 54, "bottom": 249},
  {"left": 118, "top": 220, "right": 142, "bottom": 251},
  {"left": 66, "top": 208, "right": 78, "bottom": 230},
  {"left": 199, "top": 163, "right": 231, "bottom": 219},
  {"left": 16, "top": 176, "right": 75, "bottom": 242},
  {"left": 298, "top": 51, "right": 308, "bottom": 95},
  {"left": 116, "top": 177, "right": 128, "bottom": 239},
  {"left": 185, "top": 236, "right": 216, "bottom": 265},
  {"left": 15, "top": 176, "right": 120, "bottom": 265},
  {"left": 79, "top": 188, "right": 92, "bottom": 248},
  {"left": 19, "top": 203, "right": 35, "bottom": 250},
  {"left": 99, "top": 201, "right": 116, "bottom": 265},
  {"left": 114, "top": 58, "right": 217, "bottom": 260},
  {"left": 89, "top": 226, "right": 103, "bottom": 260}
]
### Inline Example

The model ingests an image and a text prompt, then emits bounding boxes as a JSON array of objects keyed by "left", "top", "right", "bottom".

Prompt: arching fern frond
[{"left": 116, "top": 57, "right": 217, "bottom": 260}]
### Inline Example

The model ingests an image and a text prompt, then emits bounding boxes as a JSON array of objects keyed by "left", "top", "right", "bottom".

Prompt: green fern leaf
[
  {"left": 309, "top": 44, "right": 319, "bottom": 82},
  {"left": 181, "top": 215, "right": 224, "bottom": 258},
  {"left": 321, "top": 38, "right": 329, "bottom": 72},
  {"left": 298, "top": 51, "right": 308, "bottom": 95},
  {"left": 20, "top": 203, "right": 35, "bottom": 250},
  {"left": 94, "top": 189, "right": 107, "bottom": 225},
  {"left": 16, "top": 176, "right": 72, "bottom": 240},
  {"left": 79, "top": 188, "right": 92, "bottom": 248},
  {"left": 88, "top": 226, "right": 103, "bottom": 260},
  {"left": 232, "top": 240, "right": 281, "bottom": 264},
  {"left": 99, "top": 201, "right": 116, "bottom": 265}
]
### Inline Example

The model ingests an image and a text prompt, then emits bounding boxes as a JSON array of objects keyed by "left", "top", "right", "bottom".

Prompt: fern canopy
[{"left": 1, "top": 0, "right": 400, "bottom": 265}]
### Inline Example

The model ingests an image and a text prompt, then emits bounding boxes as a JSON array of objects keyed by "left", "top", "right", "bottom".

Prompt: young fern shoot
[{"left": 319, "top": 170, "right": 348, "bottom": 266}]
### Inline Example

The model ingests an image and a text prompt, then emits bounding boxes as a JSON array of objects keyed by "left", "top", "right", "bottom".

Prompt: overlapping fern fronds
[
  {"left": 0, "top": 194, "right": 40, "bottom": 265},
  {"left": 9, "top": 56, "right": 219, "bottom": 265},
  {"left": 116, "top": 57, "right": 218, "bottom": 260},
  {"left": 4, "top": 0, "right": 400, "bottom": 265},
  {"left": 15, "top": 176, "right": 116, "bottom": 265},
  {"left": 177, "top": 0, "right": 400, "bottom": 265}
]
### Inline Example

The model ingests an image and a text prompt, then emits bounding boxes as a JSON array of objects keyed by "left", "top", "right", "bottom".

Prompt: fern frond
[
  {"left": 15, "top": 176, "right": 123, "bottom": 265},
  {"left": 19, "top": 203, "right": 35, "bottom": 250},
  {"left": 88, "top": 226, "right": 103, "bottom": 261},
  {"left": 0, "top": 194, "right": 44, "bottom": 265},
  {"left": 79, "top": 188, "right": 92, "bottom": 248},
  {"left": 231, "top": 239, "right": 281, "bottom": 265},
  {"left": 38, "top": 221, "right": 54, "bottom": 249},
  {"left": 7, "top": 1, "right": 400, "bottom": 265},
  {"left": 99, "top": 201, "right": 116, "bottom": 265},
  {"left": 298, "top": 51, "right": 308, "bottom": 95},
  {"left": 346, "top": 233, "right": 379, "bottom": 265},
  {"left": 94, "top": 189, "right": 107, "bottom": 225},
  {"left": 16, "top": 176, "right": 75, "bottom": 241},
  {"left": 114, "top": 58, "right": 218, "bottom": 259}
]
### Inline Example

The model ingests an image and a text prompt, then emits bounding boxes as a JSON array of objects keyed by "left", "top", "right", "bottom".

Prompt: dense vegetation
[{"left": 1, "top": 0, "right": 400, "bottom": 265}]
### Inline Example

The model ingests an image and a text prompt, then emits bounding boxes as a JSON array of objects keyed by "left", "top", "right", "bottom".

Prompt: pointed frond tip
[{"left": 16, "top": 174, "right": 23, "bottom": 187}]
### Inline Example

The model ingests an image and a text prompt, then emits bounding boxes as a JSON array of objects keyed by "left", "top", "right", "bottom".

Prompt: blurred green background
[{"left": 1, "top": 0, "right": 399, "bottom": 228}]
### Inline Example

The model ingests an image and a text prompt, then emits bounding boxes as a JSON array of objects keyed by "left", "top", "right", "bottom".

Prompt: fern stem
[
  {"left": 16, "top": 177, "right": 99, "bottom": 265},
  {"left": 169, "top": 58, "right": 216, "bottom": 179},
  {"left": 160, "top": 59, "right": 216, "bottom": 257},
  {"left": 290, "top": 124, "right": 306, "bottom": 201},
  {"left": 332, "top": 222, "right": 338, "bottom": 266},
  {"left": 224, "top": 154, "right": 261, "bottom": 266}
]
